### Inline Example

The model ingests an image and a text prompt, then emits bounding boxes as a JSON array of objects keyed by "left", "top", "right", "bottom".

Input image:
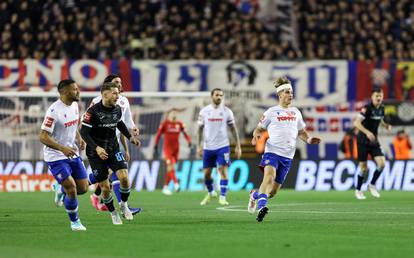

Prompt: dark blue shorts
[
  {"left": 203, "top": 146, "right": 231, "bottom": 169},
  {"left": 259, "top": 152, "right": 292, "bottom": 185},
  {"left": 47, "top": 157, "right": 88, "bottom": 184}
]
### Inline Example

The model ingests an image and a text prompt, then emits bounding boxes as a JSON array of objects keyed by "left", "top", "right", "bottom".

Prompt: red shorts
[{"left": 164, "top": 149, "right": 179, "bottom": 165}]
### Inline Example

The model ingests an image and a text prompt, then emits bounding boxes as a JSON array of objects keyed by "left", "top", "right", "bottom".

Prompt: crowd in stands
[
  {"left": 1, "top": 0, "right": 414, "bottom": 60},
  {"left": 297, "top": 0, "right": 414, "bottom": 60}
]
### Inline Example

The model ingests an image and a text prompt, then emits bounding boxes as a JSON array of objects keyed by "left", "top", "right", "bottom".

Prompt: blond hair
[{"left": 273, "top": 76, "right": 291, "bottom": 89}]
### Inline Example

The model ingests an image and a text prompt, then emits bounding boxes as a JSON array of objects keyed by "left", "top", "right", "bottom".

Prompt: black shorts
[
  {"left": 88, "top": 151, "right": 128, "bottom": 182},
  {"left": 357, "top": 140, "right": 384, "bottom": 162}
]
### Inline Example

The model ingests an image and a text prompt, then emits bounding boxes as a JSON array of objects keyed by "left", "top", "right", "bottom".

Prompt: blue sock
[
  {"left": 257, "top": 193, "right": 268, "bottom": 210},
  {"left": 220, "top": 179, "right": 228, "bottom": 197},
  {"left": 88, "top": 173, "right": 96, "bottom": 184},
  {"left": 252, "top": 190, "right": 259, "bottom": 200},
  {"left": 112, "top": 181, "right": 122, "bottom": 203},
  {"left": 64, "top": 196, "right": 78, "bottom": 222},
  {"left": 110, "top": 172, "right": 119, "bottom": 182},
  {"left": 205, "top": 179, "right": 214, "bottom": 193}
]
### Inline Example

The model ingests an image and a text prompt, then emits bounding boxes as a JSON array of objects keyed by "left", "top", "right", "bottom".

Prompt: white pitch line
[{"left": 216, "top": 204, "right": 414, "bottom": 215}]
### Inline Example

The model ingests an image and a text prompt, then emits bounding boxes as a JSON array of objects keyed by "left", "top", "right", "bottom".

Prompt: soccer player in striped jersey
[
  {"left": 154, "top": 108, "right": 192, "bottom": 195},
  {"left": 197, "top": 88, "right": 242, "bottom": 206},
  {"left": 39, "top": 79, "right": 88, "bottom": 231},
  {"left": 249, "top": 77, "right": 320, "bottom": 222}
]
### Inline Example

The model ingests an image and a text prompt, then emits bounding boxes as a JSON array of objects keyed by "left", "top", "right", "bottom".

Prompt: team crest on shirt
[
  {"left": 113, "top": 114, "right": 118, "bottom": 120},
  {"left": 265, "top": 160, "right": 270, "bottom": 164},
  {"left": 286, "top": 111, "right": 295, "bottom": 116}
]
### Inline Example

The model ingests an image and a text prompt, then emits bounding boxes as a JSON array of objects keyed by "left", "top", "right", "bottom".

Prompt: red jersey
[{"left": 155, "top": 119, "right": 191, "bottom": 153}]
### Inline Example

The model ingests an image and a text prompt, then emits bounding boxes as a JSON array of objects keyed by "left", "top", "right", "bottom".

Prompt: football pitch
[{"left": 0, "top": 190, "right": 413, "bottom": 258}]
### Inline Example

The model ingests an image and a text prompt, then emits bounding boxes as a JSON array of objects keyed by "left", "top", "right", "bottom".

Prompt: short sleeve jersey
[
  {"left": 357, "top": 102, "right": 385, "bottom": 138},
  {"left": 41, "top": 99, "right": 80, "bottom": 162},
  {"left": 198, "top": 104, "right": 235, "bottom": 150},
  {"left": 258, "top": 105, "right": 306, "bottom": 159}
]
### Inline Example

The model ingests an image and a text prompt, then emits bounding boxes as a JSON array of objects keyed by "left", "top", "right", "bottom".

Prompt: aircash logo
[
  {"left": 0, "top": 161, "right": 54, "bottom": 192},
  {"left": 0, "top": 175, "right": 55, "bottom": 192},
  {"left": 295, "top": 160, "right": 414, "bottom": 191}
]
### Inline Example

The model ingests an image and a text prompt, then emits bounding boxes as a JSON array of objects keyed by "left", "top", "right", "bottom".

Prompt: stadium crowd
[{"left": 1, "top": 0, "right": 414, "bottom": 60}]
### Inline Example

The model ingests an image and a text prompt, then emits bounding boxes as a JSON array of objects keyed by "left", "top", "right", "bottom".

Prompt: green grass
[{"left": 0, "top": 190, "right": 413, "bottom": 258}]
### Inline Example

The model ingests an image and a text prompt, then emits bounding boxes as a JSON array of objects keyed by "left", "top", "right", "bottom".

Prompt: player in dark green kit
[{"left": 353, "top": 87, "right": 391, "bottom": 200}]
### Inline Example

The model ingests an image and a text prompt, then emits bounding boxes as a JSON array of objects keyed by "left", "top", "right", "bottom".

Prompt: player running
[
  {"left": 80, "top": 82, "right": 140, "bottom": 225},
  {"left": 154, "top": 108, "right": 192, "bottom": 195},
  {"left": 39, "top": 79, "right": 88, "bottom": 231},
  {"left": 248, "top": 77, "right": 320, "bottom": 222},
  {"left": 353, "top": 87, "right": 391, "bottom": 200},
  {"left": 197, "top": 88, "right": 242, "bottom": 206},
  {"left": 88, "top": 74, "right": 141, "bottom": 215}
]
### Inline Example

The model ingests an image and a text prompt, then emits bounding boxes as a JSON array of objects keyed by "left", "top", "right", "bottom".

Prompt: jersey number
[{"left": 115, "top": 152, "right": 125, "bottom": 162}]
